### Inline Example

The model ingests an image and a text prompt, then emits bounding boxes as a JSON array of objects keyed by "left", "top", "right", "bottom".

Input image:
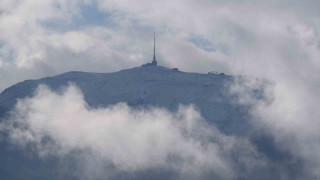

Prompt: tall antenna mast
[
  {"left": 152, "top": 32, "right": 157, "bottom": 66},
  {"left": 141, "top": 32, "right": 158, "bottom": 67},
  {"left": 153, "top": 32, "right": 156, "bottom": 62}
]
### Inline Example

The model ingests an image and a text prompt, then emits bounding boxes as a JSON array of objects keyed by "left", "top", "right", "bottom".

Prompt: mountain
[
  {"left": 0, "top": 65, "right": 289, "bottom": 180},
  {"left": 0, "top": 65, "right": 253, "bottom": 134}
]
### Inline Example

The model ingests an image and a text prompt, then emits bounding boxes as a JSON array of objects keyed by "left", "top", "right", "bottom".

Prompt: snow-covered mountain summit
[{"left": 0, "top": 65, "right": 250, "bottom": 134}]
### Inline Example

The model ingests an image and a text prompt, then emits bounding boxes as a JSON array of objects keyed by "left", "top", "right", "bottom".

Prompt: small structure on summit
[{"left": 142, "top": 32, "right": 158, "bottom": 66}]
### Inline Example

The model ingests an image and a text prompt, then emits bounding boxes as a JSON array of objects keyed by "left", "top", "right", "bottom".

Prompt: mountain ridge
[{"left": 0, "top": 65, "right": 245, "bottom": 134}]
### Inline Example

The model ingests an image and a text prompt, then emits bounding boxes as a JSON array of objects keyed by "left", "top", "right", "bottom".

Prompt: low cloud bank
[
  {"left": 231, "top": 75, "right": 320, "bottom": 179},
  {"left": 1, "top": 84, "right": 265, "bottom": 179}
]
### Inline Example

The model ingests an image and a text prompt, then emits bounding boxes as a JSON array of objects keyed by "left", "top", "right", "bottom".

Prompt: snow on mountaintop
[{"left": 0, "top": 65, "right": 251, "bottom": 135}]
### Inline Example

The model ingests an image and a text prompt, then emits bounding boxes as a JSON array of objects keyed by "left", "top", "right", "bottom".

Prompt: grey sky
[{"left": 0, "top": 0, "right": 317, "bottom": 90}]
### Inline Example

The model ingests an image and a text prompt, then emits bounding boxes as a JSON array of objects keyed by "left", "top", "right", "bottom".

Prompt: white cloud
[{"left": 1, "top": 84, "right": 265, "bottom": 179}]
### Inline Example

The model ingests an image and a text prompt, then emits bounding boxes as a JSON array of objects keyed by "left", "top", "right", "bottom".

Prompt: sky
[
  {"left": 1, "top": 0, "right": 320, "bottom": 179},
  {"left": 0, "top": 0, "right": 320, "bottom": 90}
]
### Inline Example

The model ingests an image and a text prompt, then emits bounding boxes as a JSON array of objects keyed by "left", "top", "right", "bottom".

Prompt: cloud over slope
[{"left": 1, "top": 84, "right": 265, "bottom": 179}]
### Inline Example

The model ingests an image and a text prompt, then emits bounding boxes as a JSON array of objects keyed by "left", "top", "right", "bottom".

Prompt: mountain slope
[{"left": 0, "top": 65, "right": 252, "bottom": 134}]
